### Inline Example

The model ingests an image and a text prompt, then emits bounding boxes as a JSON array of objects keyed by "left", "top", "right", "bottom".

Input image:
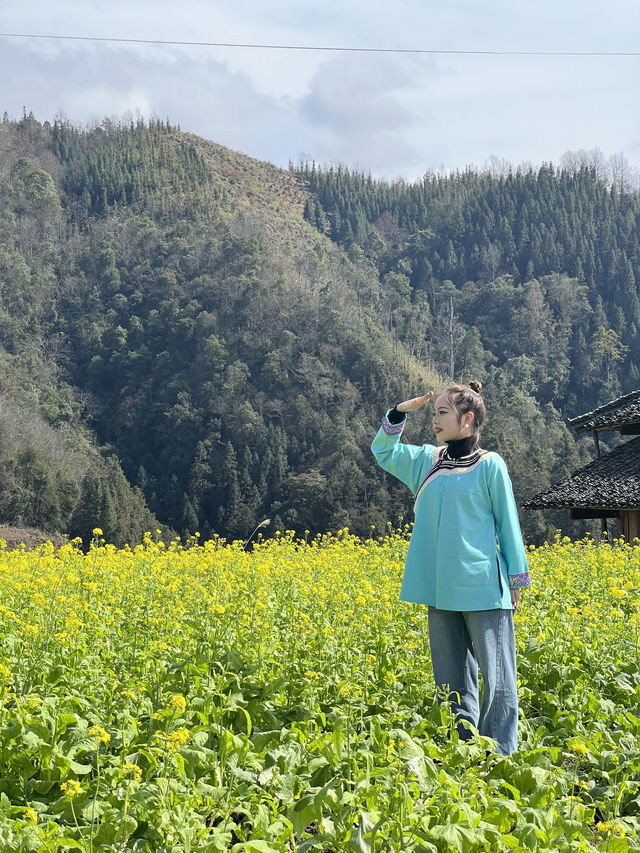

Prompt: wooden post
[{"left": 593, "top": 431, "right": 608, "bottom": 537}]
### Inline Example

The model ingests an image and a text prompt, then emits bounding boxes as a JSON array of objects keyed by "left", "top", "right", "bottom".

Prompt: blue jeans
[{"left": 427, "top": 606, "right": 518, "bottom": 755}]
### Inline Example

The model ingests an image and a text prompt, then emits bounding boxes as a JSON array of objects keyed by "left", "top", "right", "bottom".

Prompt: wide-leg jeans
[{"left": 427, "top": 606, "right": 518, "bottom": 755}]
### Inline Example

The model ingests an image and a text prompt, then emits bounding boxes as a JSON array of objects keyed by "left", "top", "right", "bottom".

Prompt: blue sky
[{"left": 1, "top": 0, "right": 639, "bottom": 180}]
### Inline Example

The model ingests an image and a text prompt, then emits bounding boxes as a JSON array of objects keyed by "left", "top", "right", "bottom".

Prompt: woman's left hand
[{"left": 511, "top": 589, "right": 521, "bottom": 610}]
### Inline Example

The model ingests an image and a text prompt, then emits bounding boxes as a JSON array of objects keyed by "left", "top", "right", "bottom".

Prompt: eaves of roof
[{"left": 524, "top": 436, "right": 640, "bottom": 510}]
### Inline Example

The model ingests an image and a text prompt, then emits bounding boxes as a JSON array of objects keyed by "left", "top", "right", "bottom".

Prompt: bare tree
[
  {"left": 432, "top": 280, "right": 463, "bottom": 380},
  {"left": 481, "top": 243, "right": 502, "bottom": 284},
  {"left": 483, "top": 155, "right": 512, "bottom": 178},
  {"left": 559, "top": 148, "right": 610, "bottom": 182},
  {"left": 609, "top": 152, "right": 640, "bottom": 192}
]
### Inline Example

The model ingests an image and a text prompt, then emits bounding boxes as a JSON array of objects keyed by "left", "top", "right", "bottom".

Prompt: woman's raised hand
[{"left": 396, "top": 392, "right": 434, "bottom": 413}]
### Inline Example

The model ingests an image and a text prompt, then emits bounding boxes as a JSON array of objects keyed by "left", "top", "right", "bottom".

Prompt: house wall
[{"left": 619, "top": 511, "right": 640, "bottom": 543}]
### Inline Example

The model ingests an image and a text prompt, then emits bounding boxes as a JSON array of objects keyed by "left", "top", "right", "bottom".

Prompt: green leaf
[
  {"left": 482, "top": 799, "right": 520, "bottom": 832},
  {"left": 347, "top": 812, "right": 375, "bottom": 853},
  {"left": 297, "top": 840, "right": 330, "bottom": 852},
  {"left": 172, "top": 752, "right": 186, "bottom": 778},
  {"left": 191, "top": 729, "right": 209, "bottom": 747},
  {"left": 513, "top": 822, "right": 546, "bottom": 849},
  {"left": 81, "top": 799, "right": 109, "bottom": 820},
  {"left": 46, "top": 666, "right": 66, "bottom": 685},
  {"left": 291, "top": 794, "right": 319, "bottom": 837},
  {"left": 405, "top": 830, "right": 438, "bottom": 853},
  {"left": 69, "top": 760, "right": 93, "bottom": 775},
  {"left": 250, "top": 729, "right": 281, "bottom": 751},
  {"left": 57, "top": 713, "right": 79, "bottom": 730},
  {"left": 428, "top": 823, "right": 482, "bottom": 853},
  {"left": 206, "top": 828, "right": 234, "bottom": 851},
  {"left": 114, "top": 814, "right": 139, "bottom": 842},
  {"left": 236, "top": 706, "right": 252, "bottom": 737},
  {"left": 275, "top": 773, "right": 297, "bottom": 805},
  {"left": 24, "top": 722, "right": 52, "bottom": 744},
  {"left": 0, "top": 793, "right": 12, "bottom": 817},
  {"left": 223, "top": 651, "right": 246, "bottom": 671},
  {"left": 1, "top": 722, "right": 23, "bottom": 741},
  {"left": 28, "top": 779, "right": 56, "bottom": 794},
  {"left": 601, "top": 839, "right": 630, "bottom": 853}
]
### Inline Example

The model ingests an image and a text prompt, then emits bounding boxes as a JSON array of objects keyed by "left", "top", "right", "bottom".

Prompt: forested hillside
[
  {"left": 1, "top": 114, "right": 638, "bottom": 545},
  {"left": 0, "top": 114, "right": 433, "bottom": 545},
  {"left": 298, "top": 160, "right": 640, "bottom": 417}
]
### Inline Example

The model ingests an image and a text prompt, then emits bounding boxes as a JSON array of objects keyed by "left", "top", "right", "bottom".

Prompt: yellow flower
[
  {"left": 23, "top": 695, "right": 41, "bottom": 712},
  {"left": 122, "top": 761, "right": 142, "bottom": 781},
  {"left": 23, "top": 807, "right": 37, "bottom": 823},
  {"left": 168, "top": 694, "right": 187, "bottom": 714},
  {"left": 92, "top": 528, "right": 103, "bottom": 536},
  {"left": 166, "top": 727, "right": 190, "bottom": 751},
  {"left": 60, "top": 780, "right": 84, "bottom": 797},
  {"left": 89, "top": 725, "right": 111, "bottom": 744}
]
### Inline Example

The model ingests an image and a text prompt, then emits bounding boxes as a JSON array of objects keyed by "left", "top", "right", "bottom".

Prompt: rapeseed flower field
[{"left": 0, "top": 529, "right": 639, "bottom": 851}]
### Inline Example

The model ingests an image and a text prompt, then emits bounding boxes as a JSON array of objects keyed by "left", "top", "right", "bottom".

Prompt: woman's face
[{"left": 432, "top": 394, "right": 473, "bottom": 443}]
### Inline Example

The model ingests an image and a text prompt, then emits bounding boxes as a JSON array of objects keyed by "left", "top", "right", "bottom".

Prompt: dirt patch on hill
[{"left": 0, "top": 526, "right": 66, "bottom": 550}]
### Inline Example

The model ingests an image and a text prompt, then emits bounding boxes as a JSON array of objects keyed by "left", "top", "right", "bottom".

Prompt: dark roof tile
[
  {"left": 569, "top": 389, "right": 640, "bottom": 433},
  {"left": 524, "top": 436, "right": 640, "bottom": 509}
]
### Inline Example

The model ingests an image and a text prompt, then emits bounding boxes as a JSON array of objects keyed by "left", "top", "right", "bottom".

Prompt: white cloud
[
  {"left": 296, "top": 53, "right": 433, "bottom": 174},
  {"left": 301, "top": 56, "right": 416, "bottom": 133},
  {"left": 0, "top": 40, "right": 290, "bottom": 156},
  {"left": 1, "top": 0, "right": 639, "bottom": 178}
]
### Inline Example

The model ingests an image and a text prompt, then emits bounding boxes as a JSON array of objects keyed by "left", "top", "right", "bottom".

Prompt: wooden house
[{"left": 525, "top": 390, "right": 640, "bottom": 540}]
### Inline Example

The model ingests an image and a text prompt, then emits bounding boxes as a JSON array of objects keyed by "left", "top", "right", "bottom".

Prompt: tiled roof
[
  {"left": 524, "top": 437, "right": 640, "bottom": 509},
  {"left": 569, "top": 389, "right": 640, "bottom": 433}
]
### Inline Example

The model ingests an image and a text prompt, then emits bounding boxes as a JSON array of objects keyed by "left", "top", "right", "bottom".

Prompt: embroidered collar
[{"left": 414, "top": 445, "right": 490, "bottom": 507}]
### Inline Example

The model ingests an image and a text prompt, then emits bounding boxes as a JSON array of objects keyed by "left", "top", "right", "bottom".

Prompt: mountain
[
  {"left": 3, "top": 113, "right": 637, "bottom": 544},
  {"left": 298, "top": 160, "right": 640, "bottom": 411},
  {"left": 0, "top": 114, "right": 433, "bottom": 545}
]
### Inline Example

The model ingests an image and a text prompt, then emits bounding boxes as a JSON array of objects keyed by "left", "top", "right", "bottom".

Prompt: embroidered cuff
[
  {"left": 509, "top": 571, "right": 531, "bottom": 590},
  {"left": 381, "top": 411, "right": 406, "bottom": 436}
]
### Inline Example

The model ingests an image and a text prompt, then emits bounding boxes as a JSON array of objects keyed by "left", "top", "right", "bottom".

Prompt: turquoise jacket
[{"left": 372, "top": 411, "right": 530, "bottom": 611}]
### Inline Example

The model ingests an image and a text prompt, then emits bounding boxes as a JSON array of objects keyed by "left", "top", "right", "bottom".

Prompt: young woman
[{"left": 371, "top": 382, "right": 530, "bottom": 755}]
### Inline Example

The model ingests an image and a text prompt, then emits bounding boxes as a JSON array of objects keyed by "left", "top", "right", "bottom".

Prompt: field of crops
[{"left": 0, "top": 528, "right": 639, "bottom": 852}]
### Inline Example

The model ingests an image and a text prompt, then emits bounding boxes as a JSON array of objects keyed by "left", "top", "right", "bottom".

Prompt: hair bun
[{"left": 468, "top": 380, "right": 482, "bottom": 394}]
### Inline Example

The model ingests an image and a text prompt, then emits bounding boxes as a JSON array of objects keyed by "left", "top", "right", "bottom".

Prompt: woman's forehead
[{"left": 434, "top": 394, "right": 451, "bottom": 409}]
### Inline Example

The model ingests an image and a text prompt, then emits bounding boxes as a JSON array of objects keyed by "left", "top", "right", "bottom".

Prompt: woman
[{"left": 371, "top": 382, "right": 530, "bottom": 755}]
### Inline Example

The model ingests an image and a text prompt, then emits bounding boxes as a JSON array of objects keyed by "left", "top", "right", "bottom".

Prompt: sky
[{"left": 1, "top": 0, "right": 639, "bottom": 181}]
